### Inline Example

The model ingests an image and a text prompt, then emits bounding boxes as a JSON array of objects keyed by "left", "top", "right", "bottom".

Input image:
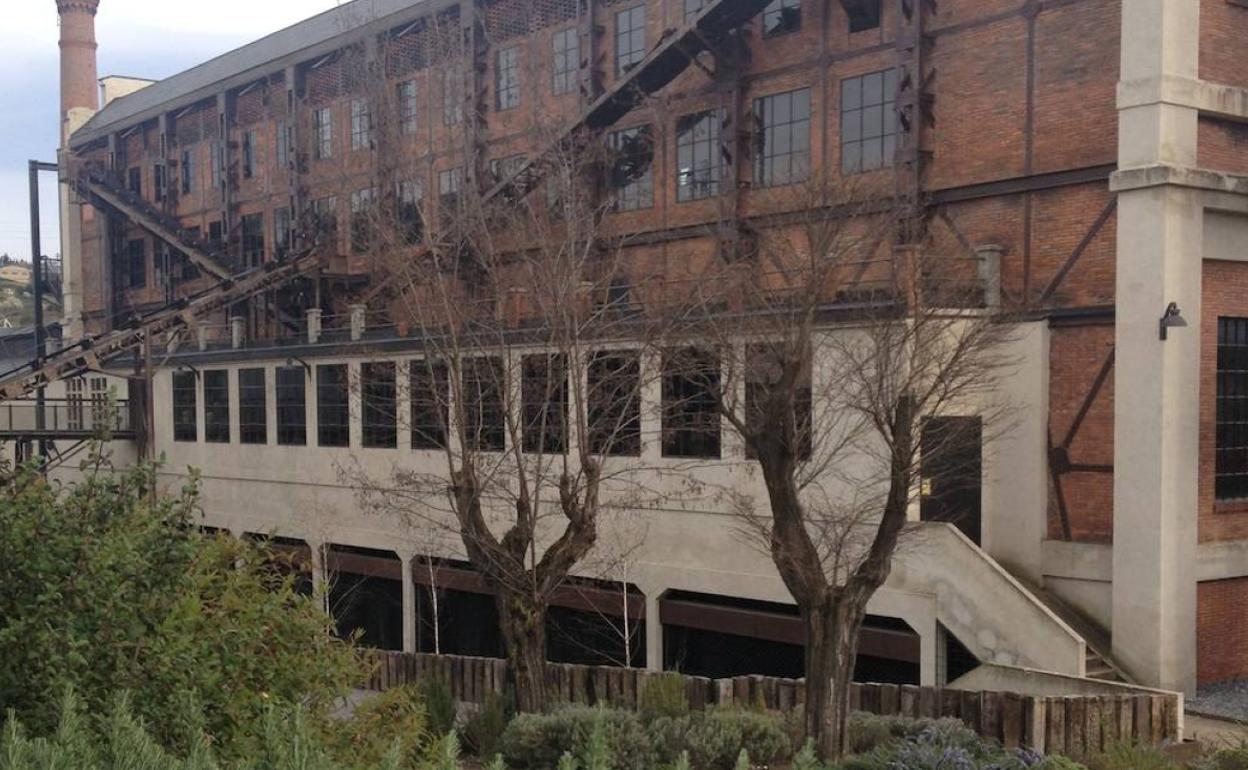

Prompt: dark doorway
[
  {"left": 327, "top": 545, "right": 404, "bottom": 651},
  {"left": 920, "top": 416, "right": 984, "bottom": 545}
]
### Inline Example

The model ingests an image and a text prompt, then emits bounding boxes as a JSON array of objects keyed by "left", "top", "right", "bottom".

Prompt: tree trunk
[
  {"left": 499, "top": 588, "right": 548, "bottom": 713},
  {"left": 803, "top": 597, "right": 865, "bottom": 760}
]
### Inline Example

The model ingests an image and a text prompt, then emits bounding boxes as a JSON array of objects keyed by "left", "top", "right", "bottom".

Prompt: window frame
[
  {"left": 552, "top": 27, "right": 579, "bottom": 95},
  {"left": 841, "top": 68, "right": 898, "bottom": 175},
  {"left": 350, "top": 187, "right": 378, "bottom": 254},
  {"left": 676, "top": 109, "right": 723, "bottom": 202},
  {"left": 126, "top": 238, "right": 147, "bottom": 289},
  {"left": 521, "top": 354, "right": 569, "bottom": 455},
  {"left": 314, "top": 107, "right": 334, "bottom": 160},
  {"left": 172, "top": 371, "right": 198, "bottom": 442},
  {"left": 410, "top": 360, "right": 449, "bottom": 450},
  {"left": 397, "top": 80, "right": 419, "bottom": 135},
  {"left": 753, "top": 87, "right": 812, "bottom": 187},
  {"left": 588, "top": 350, "right": 641, "bottom": 457},
  {"left": 316, "top": 363, "right": 351, "bottom": 448},
  {"left": 238, "top": 367, "right": 267, "bottom": 445},
  {"left": 661, "top": 347, "right": 722, "bottom": 459},
  {"left": 1217, "top": 317, "right": 1248, "bottom": 500},
  {"left": 607, "top": 125, "right": 655, "bottom": 211},
  {"left": 241, "top": 211, "right": 265, "bottom": 267},
  {"left": 462, "top": 357, "right": 506, "bottom": 453},
  {"left": 276, "top": 365, "right": 308, "bottom": 446},
  {"left": 615, "top": 5, "right": 647, "bottom": 77},
  {"left": 203, "top": 369, "right": 231, "bottom": 444},
  {"left": 762, "top": 0, "right": 802, "bottom": 37},
  {"left": 496, "top": 46, "right": 522, "bottom": 110},
  {"left": 361, "top": 361, "right": 398, "bottom": 449},
  {"left": 241, "top": 130, "right": 256, "bottom": 178},
  {"left": 350, "top": 98, "right": 373, "bottom": 152}
]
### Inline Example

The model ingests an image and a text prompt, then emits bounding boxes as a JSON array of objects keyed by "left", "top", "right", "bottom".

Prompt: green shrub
[
  {"left": 464, "top": 692, "right": 511, "bottom": 760},
  {"left": 678, "top": 709, "right": 790, "bottom": 770},
  {"left": 323, "top": 684, "right": 428, "bottom": 770},
  {"left": 1083, "top": 742, "right": 1178, "bottom": 770},
  {"left": 422, "top": 679, "right": 457, "bottom": 737},
  {"left": 1195, "top": 746, "right": 1248, "bottom": 770},
  {"left": 501, "top": 706, "right": 654, "bottom": 770},
  {"left": 639, "top": 675, "right": 690, "bottom": 724}
]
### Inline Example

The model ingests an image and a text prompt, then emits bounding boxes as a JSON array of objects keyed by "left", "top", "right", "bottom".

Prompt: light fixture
[
  {"left": 178, "top": 363, "right": 200, "bottom": 378},
  {"left": 285, "top": 356, "right": 312, "bottom": 377},
  {"left": 1159, "top": 302, "right": 1187, "bottom": 341}
]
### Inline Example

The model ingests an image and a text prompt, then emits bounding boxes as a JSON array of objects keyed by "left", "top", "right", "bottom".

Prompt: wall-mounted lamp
[
  {"left": 285, "top": 356, "right": 312, "bottom": 377},
  {"left": 1159, "top": 302, "right": 1188, "bottom": 341},
  {"left": 178, "top": 363, "right": 201, "bottom": 378}
]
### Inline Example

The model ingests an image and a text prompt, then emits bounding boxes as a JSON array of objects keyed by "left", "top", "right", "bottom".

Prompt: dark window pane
[
  {"left": 173, "top": 371, "right": 197, "bottom": 442},
  {"left": 362, "top": 362, "right": 397, "bottom": 448},
  {"left": 588, "top": 351, "right": 641, "bottom": 456},
  {"left": 662, "top": 348, "right": 721, "bottom": 459},
  {"left": 239, "top": 368, "right": 267, "bottom": 444},
  {"left": 463, "top": 357, "right": 505, "bottom": 452},
  {"left": 277, "top": 366, "right": 307, "bottom": 446},
  {"left": 522, "top": 354, "right": 568, "bottom": 454},
  {"left": 411, "top": 361, "right": 449, "bottom": 450},
  {"left": 204, "top": 370, "right": 230, "bottom": 443},
  {"left": 317, "top": 364, "right": 350, "bottom": 447},
  {"left": 1217, "top": 317, "right": 1248, "bottom": 500}
]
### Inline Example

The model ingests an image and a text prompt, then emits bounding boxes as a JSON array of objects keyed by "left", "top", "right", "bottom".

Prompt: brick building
[{"left": 42, "top": 0, "right": 1248, "bottom": 696}]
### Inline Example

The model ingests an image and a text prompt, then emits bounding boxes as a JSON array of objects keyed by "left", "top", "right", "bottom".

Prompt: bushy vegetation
[
  {"left": 502, "top": 705, "right": 655, "bottom": 770},
  {"left": 0, "top": 459, "right": 366, "bottom": 759}
]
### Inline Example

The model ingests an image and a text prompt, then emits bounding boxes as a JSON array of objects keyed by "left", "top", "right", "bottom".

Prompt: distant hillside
[{"left": 0, "top": 274, "right": 59, "bottom": 329}]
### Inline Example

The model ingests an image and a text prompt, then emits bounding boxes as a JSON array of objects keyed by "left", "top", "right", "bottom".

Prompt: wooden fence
[{"left": 365, "top": 651, "right": 1181, "bottom": 755}]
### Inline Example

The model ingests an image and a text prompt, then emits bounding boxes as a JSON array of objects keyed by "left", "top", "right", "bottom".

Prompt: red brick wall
[
  {"left": 1198, "top": 117, "right": 1248, "bottom": 177},
  {"left": 1047, "top": 323, "right": 1116, "bottom": 542},
  {"left": 1199, "top": 260, "right": 1248, "bottom": 542},
  {"left": 1202, "top": 0, "right": 1248, "bottom": 89},
  {"left": 1198, "top": 577, "right": 1248, "bottom": 685}
]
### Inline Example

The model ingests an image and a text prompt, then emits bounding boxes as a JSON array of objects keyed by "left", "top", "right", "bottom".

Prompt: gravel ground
[{"left": 1189, "top": 680, "right": 1248, "bottom": 721}]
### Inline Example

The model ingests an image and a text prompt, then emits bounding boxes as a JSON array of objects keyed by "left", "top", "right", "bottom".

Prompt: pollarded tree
[{"left": 662, "top": 176, "right": 1018, "bottom": 758}]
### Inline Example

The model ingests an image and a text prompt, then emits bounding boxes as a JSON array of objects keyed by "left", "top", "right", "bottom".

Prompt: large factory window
[
  {"left": 753, "top": 88, "right": 811, "bottom": 187},
  {"left": 204, "top": 370, "right": 230, "bottom": 444},
  {"left": 841, "top": 69, "right": 897, "bottom": 174},
  {"left": 317, "top": 364, "right": 351, "bottom": 448},
  {"left": 172, "top": 371, "right": 197, "bottom": 442}
]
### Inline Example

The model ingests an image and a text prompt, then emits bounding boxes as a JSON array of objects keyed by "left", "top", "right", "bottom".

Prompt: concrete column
[
  {"left": 1110, "top": 0, "right": 1201, "bottom": 695},
  {"left": 230, "top": 316, "right": 245, "bottom": 349},
  {"left": 307, "top": 308, "right": 322, "bottom": 344},
  {"left": 401, "top": 553, "right": 418, "bottom": 653},
  {"left": 644, "top": 591, "right": 663, "bottom": 671},
  {"left": 350, "top": 304, "right": 366, "bottom": 342},
  {"left": 198, "top": 320, "right": 211, "bottom": 351},
  {"left": 975, "top": 244, "right": 1003, "bottom": 309}
]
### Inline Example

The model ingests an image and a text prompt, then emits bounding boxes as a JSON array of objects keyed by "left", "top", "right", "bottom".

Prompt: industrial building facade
[{"left": 39, "top": 0, "right": 1248, "bottom": 696}]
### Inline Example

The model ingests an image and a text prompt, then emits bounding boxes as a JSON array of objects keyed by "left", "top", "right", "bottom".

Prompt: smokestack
[{"left": 57, "top": 0, "right": 101, "bottom": 145}]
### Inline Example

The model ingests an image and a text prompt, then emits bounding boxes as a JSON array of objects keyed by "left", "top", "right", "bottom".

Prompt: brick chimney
[{"left": 57, "top": 0, "right": 101, "bottom": 144}]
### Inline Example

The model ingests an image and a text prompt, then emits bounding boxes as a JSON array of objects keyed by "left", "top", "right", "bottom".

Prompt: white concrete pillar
[
  {"left": 1110, "top": 0, "right": 1201, "bottom": 695},
  {"left": 401, "top": 553, "right": 418, "bottom": 653},
  {"left": 644, "top": 591, "right": 663, "bottom": 671},
  {"left": 307, "top": 308, "right": 322, "bottom": 344},
  {"left": 230, "top": 317, "right": 245, "bottom": 349},
  {"left": 975, "top": 245, "right": 1003, "bottom": 309},
  {"left": 350, "top": 304, "right": 366, "bottom": 342},
  {"left": 198, "top": 320, "right": 211, "bottom": 351}
]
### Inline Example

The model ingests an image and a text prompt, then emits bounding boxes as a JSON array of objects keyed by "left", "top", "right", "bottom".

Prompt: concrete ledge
[
  {"left": 1111, "top": 164, "right": 1248, "bottom": 195},
  {"left": 1119, "top": 75, "right": 1248, "bottom": 122},
  {"left": 1198, "top": 540, "right": 1248, "bottom": 582}
]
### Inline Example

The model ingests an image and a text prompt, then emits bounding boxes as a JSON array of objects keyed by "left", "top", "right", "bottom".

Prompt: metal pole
[{"left": 29, "top": 160, "right": 46, "bottom": 460}]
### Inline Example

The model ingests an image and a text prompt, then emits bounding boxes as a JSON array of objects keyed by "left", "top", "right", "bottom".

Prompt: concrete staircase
[{"left": 1011, "top": 573, "right": 1135, "bottom": 685}]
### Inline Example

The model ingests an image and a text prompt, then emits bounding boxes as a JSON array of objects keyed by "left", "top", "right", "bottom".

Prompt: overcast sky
[{"left": 0, "top": 0, "right": 344, "bottom": 263}]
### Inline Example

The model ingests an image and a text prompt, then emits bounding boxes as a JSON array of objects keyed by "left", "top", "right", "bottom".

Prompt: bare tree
[
  {"left": 342, "top": 34, "right": 675, "bottom": 707},
  {"left": 662, "top": 176, "right": 1018, "bottom": 758}
]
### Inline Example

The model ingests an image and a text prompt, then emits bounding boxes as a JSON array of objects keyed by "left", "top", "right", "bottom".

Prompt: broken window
[
  {"left": 311, "top": 195, "right": 338, "bottom": 245},
  {"left": 397, "top": 180, "right": 424, "bottom": 245},
  {"left": 443, "top": 67, "right": 463, "bottom": 126},
  {"left": 211, "top": 143, "right": 224, "bottom": 188},
  {"left": 180, "top": 149, "right": 195, "bottom": 194},
  {"left": 843, "top": 0, "right": 881, "bottom": 32},
  {"left": 841, "top": 68, "right": 897, "bottom": 174},
  {"left": 608, "top": 125, "right": 654, "bottom": 211},
  {"left": 496, "top": 46, "right": 521, "bottom": 110},
  {"left": 615, "top": 5, "right": 647, "bottom": 76},
  {"left": 274, "top": 207, "right": 293, "bottom": 259},
  {"left": 128, "top": 167, "right": 142, "bottom": 196},
  {"left": 762, "top": 0, "right": 801, "bottom": 37},
  {"left": 276, "top": 120, "right": 293, "bottom": 169},
  {"left": 753, "top": 87, "right": 811, "bottom": 187},
  {"left": 676, "top": 109, "right": 722, "bottom": 202}
]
